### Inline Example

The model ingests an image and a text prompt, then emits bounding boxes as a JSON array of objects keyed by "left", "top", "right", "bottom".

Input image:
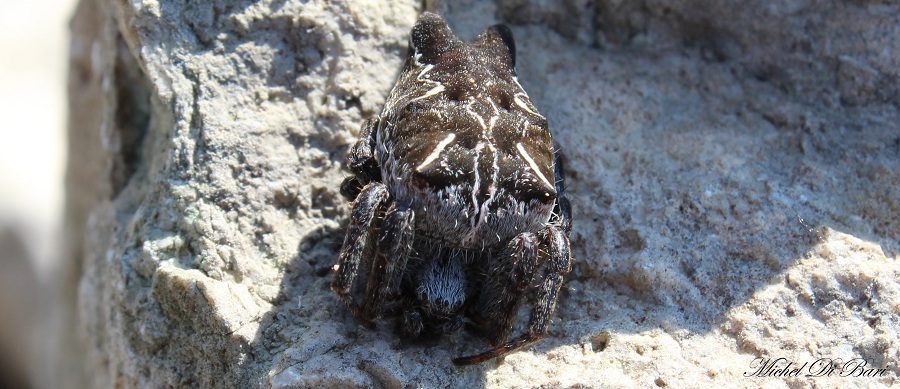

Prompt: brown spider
[{"left": 331, "top": 12, "right": 572, "bottom": 365}]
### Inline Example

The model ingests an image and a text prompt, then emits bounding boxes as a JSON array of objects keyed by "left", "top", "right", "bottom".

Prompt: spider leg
[
  {"left": 361, "top": 203, "right": 415, "bottom": 319},
  {"left": 454, "top": 226, "right": 571, "bottom": 365},
  {"left": 339, "top": 176, "right": 363, "bottom": 200},
  {"left": 402, "top": 308, "right": 424, "bottom": 338},
  {"left": 553, "top": 150, "right": 572, "bottom": 233},
  {"left": 466, "top": 232, "right": 539, "bottom": 345},
  {"left": 349, "top": 117, "right": 381, "bottom": 183},
  {"left": 331, "top": 182, "right": 390, "bottom": 328},
  {"left": 442, "top": 315, "right": 464, "bottom": 335},
  {"left": 340, "top": 118, "right": 381, "bottom": 201}
]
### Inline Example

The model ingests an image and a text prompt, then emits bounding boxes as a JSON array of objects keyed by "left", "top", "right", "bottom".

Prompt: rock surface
[{"left": 69, "top": 0, "right": 898, "bottom": 387}]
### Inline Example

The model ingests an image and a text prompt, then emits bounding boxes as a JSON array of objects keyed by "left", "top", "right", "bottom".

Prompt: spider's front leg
[
  {"left": 361, "top": 203, "right": 415, "bottom": 320},
  {"left": 340, "top": 117, "right": 381, "bottom": 200},
  {"left": 331, "top": 182, "right": 389, "bottom": 328},
  {"left": 453, "top": 225, "right": 571, "bottom": 365},
  {"left": 466, "top": 233, "right": 540, "bottom": 343},
  {"left": 552, "top": 151, "right": 572, "bottom": 234}
]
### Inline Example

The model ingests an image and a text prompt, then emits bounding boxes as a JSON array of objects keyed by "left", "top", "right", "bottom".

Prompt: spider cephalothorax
[{"left": 331, "top": 12, "right": 572, "bottom": 365}]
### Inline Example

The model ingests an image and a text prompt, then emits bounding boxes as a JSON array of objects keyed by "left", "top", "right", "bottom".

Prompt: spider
[{"left": 331, "top": 12, "right": 572, "bottom": 365}]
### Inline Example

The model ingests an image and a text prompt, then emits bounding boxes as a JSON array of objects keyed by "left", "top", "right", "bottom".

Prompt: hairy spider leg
[
  {"left": 552, "top": 151, "right": 572, "bottom": 234},
  {"left": 340, "top": 117, "right": 381, "bottom": 200},
  {"left": 339, "top": 177, "right": 363, "bottom": 201},
  {"left": 453, "top": 226, "right": 571, "bottom": 365},
  {"left": 362, "top": 203, "right": 415, "bottom": 319},
  {"left": 402, "top": 307, "right": 424, "bottom": 338},
  {"left": 466, "top": 232, "right": 540, "bottom": 344},
  {"left": 331, "top": 182, "right": 390, "bottom": 328},
  {"left": 349, "top": 117, "right": 381, "bottom": 183},
  {"left": 401, "top": 299, "right": 466, "bottom": 339}
]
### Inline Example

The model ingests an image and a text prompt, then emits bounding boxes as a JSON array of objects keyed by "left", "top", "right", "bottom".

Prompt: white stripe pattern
[
  {"left": 516, "top": 142, "right": 554, "bottom": 189},
  {"left": 416, "top": 133, "right": 456, "bottom": 171}
]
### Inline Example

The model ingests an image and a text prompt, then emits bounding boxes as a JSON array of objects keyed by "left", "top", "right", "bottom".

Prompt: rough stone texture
[{"left": 68, "top": 0, "right": 898, "bottom": 388}]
